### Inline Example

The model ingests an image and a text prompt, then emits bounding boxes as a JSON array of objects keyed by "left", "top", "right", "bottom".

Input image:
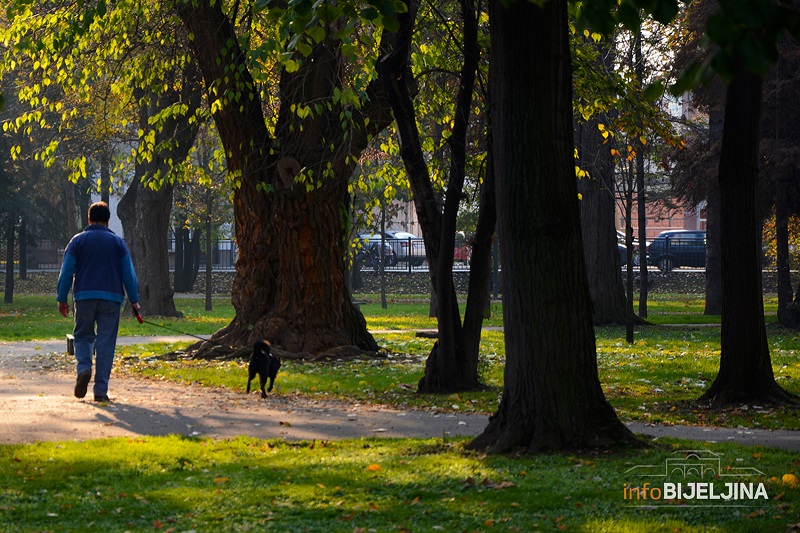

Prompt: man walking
[{"left": 57, "top": 202, "right": 140, "bottom": 402}]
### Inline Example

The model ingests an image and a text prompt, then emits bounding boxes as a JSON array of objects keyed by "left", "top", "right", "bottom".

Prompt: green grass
[
  {"left": 3, "top": 293, "right": 800, "bottom": 531},
  {"left": 0, "top": 295, "right": 233, "bottom": 340},
  {"left": 3, "top": 294, "right": 800, "bottom": 429},
  {"left": 1, "top": 436, "right": 799, "bottom": 532}
]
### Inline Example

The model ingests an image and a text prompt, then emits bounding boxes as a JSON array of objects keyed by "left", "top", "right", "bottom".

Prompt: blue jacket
[{"left": 57, "top": 225, "right": 140, "bottom": 304}]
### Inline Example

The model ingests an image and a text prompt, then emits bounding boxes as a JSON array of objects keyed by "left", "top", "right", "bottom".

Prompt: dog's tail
[{"left": 254, "top": 339, "right": 271, "bottom": 353}]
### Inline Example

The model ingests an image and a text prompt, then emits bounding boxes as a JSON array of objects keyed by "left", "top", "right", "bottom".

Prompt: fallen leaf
[
  {"left": 366, "top": 464, "right": 381, "bottom": 472},
  {"left": 782, "top": 473, "right": 799, "bottom": 488}
]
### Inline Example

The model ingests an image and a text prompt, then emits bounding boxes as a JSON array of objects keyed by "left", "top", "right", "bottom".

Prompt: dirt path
[
  {"left": 2, "top": 337, "right": 800, "bottom": 451},
  {"left": 0, "top": 337, "right": 487, "bottom": 444}
]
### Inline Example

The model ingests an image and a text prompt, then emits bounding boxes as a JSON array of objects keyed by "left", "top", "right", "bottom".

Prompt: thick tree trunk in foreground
[
  {"left": 178, "top": 1, "right": 393, "bottom": 356},
  {"left": 469, "top": 0, "right": 636, "bottom": 453},
  {"left": 698, "top": 67, "right": 796, "bottom": 406}
]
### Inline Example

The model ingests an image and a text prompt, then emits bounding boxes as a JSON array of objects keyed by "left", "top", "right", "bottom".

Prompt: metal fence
[{"left": 11, "top": 238, "right": 480, "bottom": 273}]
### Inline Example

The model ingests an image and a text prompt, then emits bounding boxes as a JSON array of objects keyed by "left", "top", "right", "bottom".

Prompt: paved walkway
[{"left": 1, "top": 337, "right": 798, "bottom": 451}]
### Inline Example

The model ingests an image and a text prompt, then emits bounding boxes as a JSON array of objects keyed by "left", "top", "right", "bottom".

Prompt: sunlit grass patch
[{"left": 1, "top": 436, "right": 798, "bottom": 532}]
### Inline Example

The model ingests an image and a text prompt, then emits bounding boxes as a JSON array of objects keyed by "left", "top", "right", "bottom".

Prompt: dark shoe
[
  {"left": 94, "top": 395, "right": 111, "bottom": 403},
  {"left": 74, "top": 371, "right": 91, "bottom": 399}
]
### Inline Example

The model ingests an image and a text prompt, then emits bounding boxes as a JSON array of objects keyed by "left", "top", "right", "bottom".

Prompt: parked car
[
  {"left": 384, "top": 231, "right": 427, "bottom": 266},
  {"left": 356, "top": 233, "right": 397, "bottom": 268},
  {"left": 646, "top": 229, "right": 706, "bottom": 272},
  {"left": 616, "top": 230, "right": 640, "bottom": 267}
]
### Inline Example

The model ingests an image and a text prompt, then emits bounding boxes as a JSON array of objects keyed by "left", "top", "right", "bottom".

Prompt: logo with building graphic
[{"left": 623, "top": 450, "right": 768, "bottom": 505}]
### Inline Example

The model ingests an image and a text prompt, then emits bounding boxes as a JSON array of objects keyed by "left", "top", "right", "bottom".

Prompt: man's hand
[
  {"left": 57, "top": 302, "right": 70, "bottom": 318},
  {"left": 131, "top": 302, "right": 142, "bottom": 323}
]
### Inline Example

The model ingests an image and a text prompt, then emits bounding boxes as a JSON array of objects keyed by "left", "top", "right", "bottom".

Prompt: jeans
[{"left": 73, "top": 299, "right": 122, "bottom": 397}]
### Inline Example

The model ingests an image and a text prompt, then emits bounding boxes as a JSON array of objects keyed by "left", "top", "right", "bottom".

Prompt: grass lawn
[
  {"left": 2, "top": 436, "right": 799, "bottom": 532},
  {"left": 2, "top": 294, "right": 800, "bottom": 531}
]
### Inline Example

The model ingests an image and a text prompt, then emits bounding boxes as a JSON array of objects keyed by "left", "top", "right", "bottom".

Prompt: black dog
[{"left": 246, "top": 340, "right": 281, "bottom": 398}]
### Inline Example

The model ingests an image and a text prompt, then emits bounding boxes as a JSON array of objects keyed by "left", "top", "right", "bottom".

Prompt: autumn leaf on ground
[{"left": 782, "top": 473, "right": 799, "bottom": 488}]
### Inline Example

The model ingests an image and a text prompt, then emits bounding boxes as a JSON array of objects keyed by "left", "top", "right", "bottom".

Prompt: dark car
[
  {"left": 647, "top": 230, "right": 706, "bottom": 272},
  {"left": 617, "top": 230, "right": 641, "bottom": 267}
]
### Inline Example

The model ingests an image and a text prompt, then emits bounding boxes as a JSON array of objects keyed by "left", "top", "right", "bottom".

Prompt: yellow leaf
[
  {"left": 782, "top": 473, "right": 799, "bottom": 487},
  {"left": 367, "top": 464, "right": 381, "bottom": 472},
  {"left": 640, "top": 136, "right": 647, "bottom": 145}
]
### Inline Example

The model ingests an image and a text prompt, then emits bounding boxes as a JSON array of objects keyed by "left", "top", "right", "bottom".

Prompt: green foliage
[{"left": 0, "top": 436, "right": 798, "bottom": 532}]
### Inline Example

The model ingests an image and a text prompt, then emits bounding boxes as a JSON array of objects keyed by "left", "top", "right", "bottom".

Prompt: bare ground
[
  {"left": 2, "top": 337, "right": 800, "bottom": 451},
  {"left": 0, "top": 337, "right": 486, "bottom": 444}
]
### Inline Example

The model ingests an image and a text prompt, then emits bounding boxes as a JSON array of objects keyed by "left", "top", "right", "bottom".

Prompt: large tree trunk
[
  {"left": 118, "top": 177, "right": 180, "bottom": 317},
  {"left": 177, "top": 1, "right": 394, "bottom": 356},
  {"left": 468, "top": 0, "right": 636, "bottom": 453},
  {"left": 117, "top": 67, "right": 202, "bottom": 317},
  {"left": 380, "top": 0, "right": 485, "bottom": 392},
  {"left": 576, "top": 118, "right": 630, "bottom": 326},
  {"left": 698, "top": 67, "right": 796, "bottom": 406}
]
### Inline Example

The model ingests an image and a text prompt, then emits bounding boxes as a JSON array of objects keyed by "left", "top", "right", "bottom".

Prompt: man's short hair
[{"left": 88, "top": 202, "right": 111, "bottom": 223}]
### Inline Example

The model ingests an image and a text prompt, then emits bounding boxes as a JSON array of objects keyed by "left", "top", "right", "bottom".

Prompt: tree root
[
  {"left": 161, "top": 341, "right": 386, "bottom": 363},
  {"left": 697, "top": 381, "right": 800, "bottom": 409}
]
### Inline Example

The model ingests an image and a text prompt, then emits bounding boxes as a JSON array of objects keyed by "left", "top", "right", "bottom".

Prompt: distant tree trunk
[
  {"left": 469, "top": 0, "right": 636, "bottom": 453},
  {"left": 174, "top": 228, "right": 201, "bottom": 293},
  {"left": 205, "top": 191, "right": 213, "bottom": 312},
  {"left": 99, "top": 150, "right": 111, "bottom": 205},
  {"left": 18, "top": 218, "right": 26, "bottom": 280},
  {"left": 698, "top": 66, "right": 796, "bottom": 406},
  {"left": 77, "top": 186, "right": 90, "bottom": 229},
  {"left": 380, "top": 0, "right": 484, "bottom": 392},
  {"left": 177, "top": 1, "right": 395, "bottom": 356},
  {"left": 776, "top": 176, "right": 792, "bottom": 324},
  {"left": 118, "top": 176, "right": 180, "bottom": 317},
  {"left": 4, "top": 217, "right": 15, "bottom": 304},
  {"left": 462, "top": 135, "right": 496, "bottom": 369},
  {"left": 576, "top": 118, "right": 629, "bottom": 326},
  {"left": 704, "top": 108, "right": 724, "bottom": 315},
  {"left": 63, "top": 182, "right": 79, "bottom": 237},
  {"left": 118, "top": 73, "right": 202, "bottom": 318},
  {"left": 634, "top": 30, "right": 648, "bottom": 318}
]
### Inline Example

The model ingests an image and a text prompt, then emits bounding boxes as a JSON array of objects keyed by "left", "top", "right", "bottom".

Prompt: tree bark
[
  {"left": 4, "top": 217, "right": 14, "bottom": 304},
  {"left": 18, "top": 218, "right": 27, "bottom": 280},
  {"left": 379, "top": 0, "right": 484, "bottom": 392},
  {"left": 698, "top": 66, "right": 796, "bottom": 406},
  {"left": 776, "top": 176, "right": 792, "bottom": 324},
  {"left": 117, "top": 71, "right": 202, "bottom": 317},
  {"left": 469, "top": 0, "right": 636, "bottom": 453},
  {"left": 704, "top": 107, "right": 724, "bottom": 315},
  {"left": 177, "top": 1, "right": 395, "bottom": 356},
  {"left": 576, "top": 119, "right": 630, "bottom": 326}
]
